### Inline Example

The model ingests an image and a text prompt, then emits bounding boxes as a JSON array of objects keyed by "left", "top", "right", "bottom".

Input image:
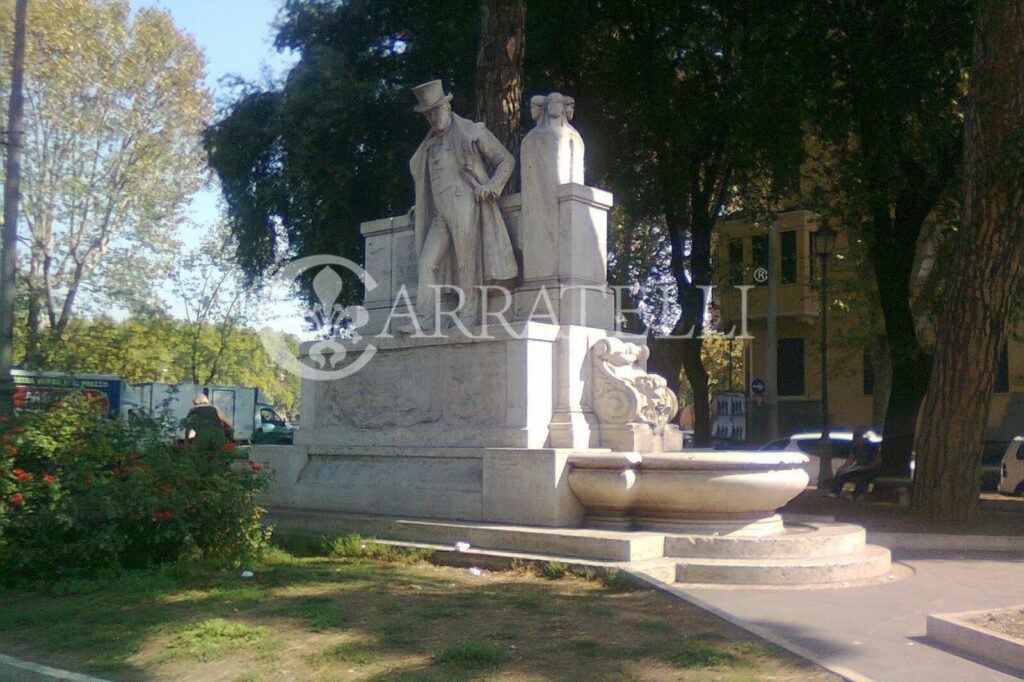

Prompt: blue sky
[
  {"left": 129, "top": 0, "right": 294, "bottom": 92},
  {"left": 126, "top": 0, "right": 308, "bottom": 335},
  {"left": 128, "top": 0, "right": 296, "bottom": 228}
]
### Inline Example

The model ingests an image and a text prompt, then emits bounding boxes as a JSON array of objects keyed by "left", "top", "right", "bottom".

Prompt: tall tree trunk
[
  {"left": 912, "top": 0, "right": 1024, "bottom": 522},
  {"left": 0, "top": 0, "right": 29, "bottom": 414},
  {"left": 681, "top": 336, "right": 710, "bottom": 443},
  {"left": 869, "top": 333, "right": 891, "bottom": 428},
  {"left": 475, "top": 0, "right": 525, "bottom": 192},
  {"left": 870, "top": 214, "right": 933, "bottom": 476}
]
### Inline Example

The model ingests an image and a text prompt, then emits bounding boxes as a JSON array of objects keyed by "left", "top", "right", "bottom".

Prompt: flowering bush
[{"left": 0, "top": 396, "right": 270, "bottom": 586}]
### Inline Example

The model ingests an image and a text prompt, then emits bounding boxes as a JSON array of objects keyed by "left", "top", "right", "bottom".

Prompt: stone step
[
  {"left": 674, "top": 545, "right": 892, "bottom": 585},
  {"left": 663, "top": 521, "right": 866, "bottom": 560},
  {"left": 268, "top": 508, "right": 667, "bottom": 562}
]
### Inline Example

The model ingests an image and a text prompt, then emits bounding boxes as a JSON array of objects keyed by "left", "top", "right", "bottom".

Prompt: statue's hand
[{"left": 474, "top": 184, "right": 498, "bottom": 202}]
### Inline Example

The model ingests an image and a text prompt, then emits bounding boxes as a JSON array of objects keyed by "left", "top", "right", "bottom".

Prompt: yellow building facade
[{"left": 715, "top": 208, "right": 1023, "bottom": 445}]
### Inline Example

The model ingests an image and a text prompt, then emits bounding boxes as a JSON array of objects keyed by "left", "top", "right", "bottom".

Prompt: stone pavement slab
[{"left": 664, "top": 550, "right": 1024, "bottom": 681}]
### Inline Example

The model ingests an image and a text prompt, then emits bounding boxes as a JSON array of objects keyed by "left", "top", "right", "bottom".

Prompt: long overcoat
[{"left": 409, "top": 113, "right": 518, "bottom": 284}]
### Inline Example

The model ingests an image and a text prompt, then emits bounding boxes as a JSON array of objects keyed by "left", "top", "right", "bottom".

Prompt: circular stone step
[
  {"left": 663, "top": 521, "right": 866, "bottom": 560},
  {"left": 674, "top": 545, "right": 892, "bottom": 585}
]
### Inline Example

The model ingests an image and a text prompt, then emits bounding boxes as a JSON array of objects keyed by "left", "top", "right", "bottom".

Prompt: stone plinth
[
  {"left": 251, "top": 444, "right": 584, "bottom": 527},
  {"left": 298, "top": 322, "right": 557, "bottom": 449},
  {"left": 513, "top": 183, "right": 615, "bottom": 330}
]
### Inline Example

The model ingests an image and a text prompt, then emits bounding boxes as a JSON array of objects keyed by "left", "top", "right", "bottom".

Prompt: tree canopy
[
  {"left": 205, "top": 0, "right": 479, "bottom": 300},
  {"left": 0, "top": 0, "right": 211, "bottom": 358}
]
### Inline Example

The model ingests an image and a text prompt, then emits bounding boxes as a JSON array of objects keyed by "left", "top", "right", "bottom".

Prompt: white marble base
[{"left": 250, "top": 444, "right": 585, "bottom": 527}]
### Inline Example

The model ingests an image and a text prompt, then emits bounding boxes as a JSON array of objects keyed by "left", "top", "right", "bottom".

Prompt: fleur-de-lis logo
[
  {"left": 260, "top": 256, "right": 378, "bottom": 381},
  {"left": 303, "top": 267, "right": 372, "bottom": 369}
]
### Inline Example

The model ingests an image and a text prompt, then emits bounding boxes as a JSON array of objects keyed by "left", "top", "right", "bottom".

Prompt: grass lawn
[{"left": 0, "top": 537, "right": 837, "bottom": 681}]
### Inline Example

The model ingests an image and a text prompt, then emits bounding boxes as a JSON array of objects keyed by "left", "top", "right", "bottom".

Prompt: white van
[{"left": 998, "top": 436, "right": 1024, "bottom": 496}]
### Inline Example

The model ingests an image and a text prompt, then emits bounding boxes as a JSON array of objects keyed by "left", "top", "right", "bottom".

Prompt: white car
[
  {"left": 759, "top": 430, "right": 883, "bottom": 488},
  {"left": 998, "top": 436, "right": 1024, "bottom": 496}
]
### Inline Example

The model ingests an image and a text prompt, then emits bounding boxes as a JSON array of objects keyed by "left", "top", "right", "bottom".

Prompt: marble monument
[{"left": 250, "top": 82, "right": 892, "bottom": 586}]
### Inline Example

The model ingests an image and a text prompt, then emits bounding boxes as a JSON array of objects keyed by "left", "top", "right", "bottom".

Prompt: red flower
[
  {"left": 223, "top": 442, "right": 238, "bottom": 452},
  {"left": 84, "top": 477, "right": 93, "bottom": 486},
  {"left": 0, "top": 414, "right": 8, "bottom": 422},
  {"left": 13, "top": 427, "right": 25, "bottom": 433},
  {"left": 10, "top": 493, "right": 24, "bottom": 506},
  {"left": 154, "top": 510, "right": 173, "bottom": 522},
  {"left": 158, "top": 481, "right": 172, "bottom": 492},
  {"left": 176, "top": 478, "right": 185, "bottom": 487},
  {"left": 42, "top": 474, "right": 55, "bottom": 484},
  {"left": 247, "top": 459, "right": 262, "bottom": 472},
  {"left": 12, "top": 468, "right": 30, "bottom": 482}
]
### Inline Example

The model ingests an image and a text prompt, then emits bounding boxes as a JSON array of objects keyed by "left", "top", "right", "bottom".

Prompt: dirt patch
[{"left": 966, "top": 606, "right": 1024, "bottom": 640}]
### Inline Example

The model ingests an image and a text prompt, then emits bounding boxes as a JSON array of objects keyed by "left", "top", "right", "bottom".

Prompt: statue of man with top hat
[{"left": 402, "top": 79, "right": 518, "bottom": 332}]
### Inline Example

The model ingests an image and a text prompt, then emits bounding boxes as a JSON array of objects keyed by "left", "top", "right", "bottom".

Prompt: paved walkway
[
  {"left": 648, "top": 492, "right": 1024, "bottom": 681},
  {"left": 662, "top": 550, "right": 1023, "bottom": 681}
]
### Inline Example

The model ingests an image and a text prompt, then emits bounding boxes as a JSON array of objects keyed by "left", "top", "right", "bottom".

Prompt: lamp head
[{"left": 813, "top": 224, "right": 837, "bottom": 258}]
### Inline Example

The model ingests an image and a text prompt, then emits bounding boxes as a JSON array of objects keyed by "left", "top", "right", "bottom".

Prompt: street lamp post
[{"left": 813, "top": 224, "right": 837, "bottom": 487}]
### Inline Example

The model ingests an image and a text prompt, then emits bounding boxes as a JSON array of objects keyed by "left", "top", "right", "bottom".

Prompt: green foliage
[
  {"left": 0, "top": 395, "right": 271, "bottom": 585},
  {"left": 319, "top": 533, "right": 429, "bottom": 563},
  {"left": 166, "top": 619, "right": 271, "bottom": 662},
  {"left": 431, "top": 641, "right": 507, "bottom": 668},
  {"left": 538, "top": 561, "right": 569, "bottom": 580},
  {"left": 0, "top": 0, "right": 211, "bottom": 340},
  {"left": 13, "top": 315, "right": 301, "bottom": 414},
  {"left": 206, "top": 0, "right": 479, "bottom": 299},
  {"left": 662, "top": 642, "right": 739, "bottom": 668}
]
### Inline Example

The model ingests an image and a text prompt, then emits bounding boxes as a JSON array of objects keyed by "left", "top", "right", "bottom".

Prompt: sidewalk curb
[
  {"left": 868, "top": 532, "right": 1024, "bottom": 553},
  {"left": 625, "top": 570, "right": 875, "bottom": 682},
  {"left": 0, "top": 653, "right": 110, "bottom": 681}
]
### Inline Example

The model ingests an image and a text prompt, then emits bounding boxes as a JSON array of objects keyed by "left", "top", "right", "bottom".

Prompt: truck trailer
[{"left": 132, "top": 382, "right": 292, "bottom": 444}]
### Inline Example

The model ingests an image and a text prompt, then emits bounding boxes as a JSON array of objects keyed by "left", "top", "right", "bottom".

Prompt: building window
[
  {"left": 863, "top": 350, "right": 874, "bottom": 395},
  {"left": 777, "top": 338, "right": 805, "bottom": 396},
  {"left": 780, "top": 231, "right": 797, "bottom": 284},
  {"left": 751, "top": 234, "right": 769, "bottom": 285},
  {"left": 728, "top": 239, "right": 744, "bottom": 285},
  {"left": 995, "top": 344, "right": 1009, "bottom": 394},
  {"left": 808, "top": 231, "right": 816, "bottom": 281}
]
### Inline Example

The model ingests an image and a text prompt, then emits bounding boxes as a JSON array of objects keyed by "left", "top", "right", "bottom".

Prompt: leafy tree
[
  {"left": 791, "top": 1, "right": 972, "bottom": 473},
  {"left": 912, "top": 1, "right": 1024, "bottom": 521},
  {"left": 13, "top": 315, "right": 301, "bottom": 413},
  {"left": 169, "top": 228, "right": 254, "bottom": 386},
  {"left": 205, "top": 0, "right": 479, "bottom": 300},
  {"left": 0, "top": 0, "right": 210, "bottom": 360},
  {"left": 528, "top": 0, "right": 804, "bottom": 444}
]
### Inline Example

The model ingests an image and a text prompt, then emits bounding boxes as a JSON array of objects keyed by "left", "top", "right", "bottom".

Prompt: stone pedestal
[
  {"left": 512, "top": 183, "right": 616, "bottom": 329},
  {"left": 252, "top": 444, "right": 584, "bottom": 527},
  {"left": 296, "top": 322, "right": 559, "bottom": 450}
]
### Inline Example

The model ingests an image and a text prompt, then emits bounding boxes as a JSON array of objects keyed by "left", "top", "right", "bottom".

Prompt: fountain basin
[{"left": 568, "top": 451, "right": 810, "bottom": 536}]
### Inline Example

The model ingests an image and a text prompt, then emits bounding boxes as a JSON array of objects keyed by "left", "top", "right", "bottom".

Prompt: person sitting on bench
[{"left": 828, "top": 427, "right": 881, "bottom": 500}]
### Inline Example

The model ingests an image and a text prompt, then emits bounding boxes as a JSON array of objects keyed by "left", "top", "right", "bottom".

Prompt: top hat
[{"left": 412, "top": 79, "right": 453, "bottom": 113}]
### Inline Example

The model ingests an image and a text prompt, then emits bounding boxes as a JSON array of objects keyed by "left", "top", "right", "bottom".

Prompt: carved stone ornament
[{"left": 589, "top": 337, "right": 679, "bottom": 432}]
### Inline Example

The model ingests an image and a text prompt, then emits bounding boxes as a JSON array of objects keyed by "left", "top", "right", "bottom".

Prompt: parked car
[
  {"left": 998, "top": 436, "right": 1024, "bottom": 496},
  {"left": 979, "top": 440, "right": 1008, "bottom": 492},
  {"left": 759, "top": 430, "right": 883, "bottom": 488}
]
